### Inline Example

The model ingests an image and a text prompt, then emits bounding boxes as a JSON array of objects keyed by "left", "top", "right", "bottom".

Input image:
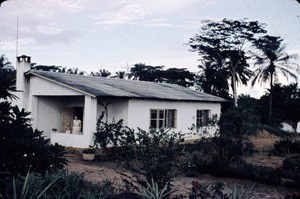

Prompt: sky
[{"left": 0, "top": 0, "right": 300, "bottom": 98}]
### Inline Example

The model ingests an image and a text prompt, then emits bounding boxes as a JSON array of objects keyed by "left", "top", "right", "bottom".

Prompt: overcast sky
[{"left": 1, "top": 0, "right": 300, "bottom": 97}]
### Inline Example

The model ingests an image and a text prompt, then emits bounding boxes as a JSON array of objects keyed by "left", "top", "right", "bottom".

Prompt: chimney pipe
[{"left": 16, "top": 55, "right": 31, "bottom": 108}]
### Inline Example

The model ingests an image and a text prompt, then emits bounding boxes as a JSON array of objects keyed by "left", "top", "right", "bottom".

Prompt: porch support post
[{"left": 83, "top": 95, "right": 97, "bottom": 147}]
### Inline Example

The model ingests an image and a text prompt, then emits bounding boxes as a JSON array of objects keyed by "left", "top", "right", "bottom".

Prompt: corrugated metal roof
[{"left": 27, "top": 70, "right": 226, "bottom": 102}]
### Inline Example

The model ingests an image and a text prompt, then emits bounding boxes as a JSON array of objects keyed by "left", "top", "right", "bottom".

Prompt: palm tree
[
  {"left": 112, "top": 71, "right": 127, "bottom": 79},
  {"left": 0, "top": 55, "right": 16, "bottom": 100},
  {"left": 252, "top": 35, "right": 299, "bottom": 122},
  {"left": 67, "top": 67, "right": 86, "bottom": 75},
  {"left": 90, "top": 69, "right": 111, "bottom": 77},
  {"left": 196, "top": 60, "right": 230, "bottom": 98}
]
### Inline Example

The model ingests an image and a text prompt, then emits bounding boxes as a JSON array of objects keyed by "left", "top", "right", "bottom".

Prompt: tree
[
  {"left": 112, "top": 71, "right": 127, "bottom": 79},
  {"left": 90, "top": 69, "right": 111, "bottom": 77},
  {"left": 0, "top": 55, "right": 16, "bottom": 100},
  {"left": 31, "top": 64, "right": 63, "bottom": 72},
  {"left": 0, "top": 56, "right": 68, "bottom": 176},
  {"left": 259, "top": 83, "right": 300, "bottom": 128},
  {"left": 128, "top": 63, "right": 164, "bottom": 82},
  {"left": 214, "top": 100, "right": 259, "bottom": 164},
  {"left": 252, "top": 35, "right": 299, "bottom": 123},
  {"left": 129, "top": 63, "right": 195, "bottom": 87},
  {"left": 189, "top": 18, "right": 266, "bottom": 106},
  {"left": 0, "top": 0, "right": 7, "bottom": 6},
  {"left": 162, "top": 68, "right": 195, "bottom": 87},
  {"left": 195, "top": 60, "right": 230, "bottom": 98},
  {"left": 67, "top": 67, "right": 86, "bottom": 75}
]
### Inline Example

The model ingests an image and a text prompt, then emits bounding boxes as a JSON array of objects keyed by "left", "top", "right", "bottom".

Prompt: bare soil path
[{"left": 66, "top": 151, "right": 297, "bottom": 199}]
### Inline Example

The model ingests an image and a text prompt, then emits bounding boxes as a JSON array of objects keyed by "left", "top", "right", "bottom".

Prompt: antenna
[{"left": 16, "top": 15, "right": 19, "bottom": 57}]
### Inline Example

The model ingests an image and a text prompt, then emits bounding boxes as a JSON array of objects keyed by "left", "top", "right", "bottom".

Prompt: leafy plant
[
  {"left": 119, "top": 128, "right": 184, "bottom": 191},
  {"left": 272, "top": 139, "right": 300, "bottom": 156},
  {"left": 1, "top": 170, "right": 61, "bottom": 199},
  {"left": 138, "top": 178, "right": 170, "bottom": 199},
  {"left": 283, "top": 155, "right": 300, "bottom": 172},
  {"left": 0, "top": 169, "right": 115, "bottom": 199},
  {"left": 213, "top": 105, "right": 258, "bottom": 164},
  {"left": 93, "top": 103, "right": 135, "bottom": 149},
  {"left": 225, "top": 184, "right": 255, "bottom": 199},
  {"left": 188, "top": 180, "right": 255, "bottom": 199},
  {"left": 82, "top": 148, "right": 95, "bottom": 154},
  {"left": 0, "top": 102, "right": 68, "bottom": 176}
]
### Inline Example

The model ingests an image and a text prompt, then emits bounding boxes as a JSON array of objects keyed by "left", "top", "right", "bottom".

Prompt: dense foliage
[
  {"left": 119, "top": 128, "right": 184, "bottom": 191},
  {"left": 0, "top": 169, "right": 115, "bottom": 199},
  {"left": 94, "top": 104, "right": 135, "bottom": 148},
  {"left": 189, "top": 18, "right": 266, "bottom": 106},
  {"left": 0, "top": 55, "right": 68, "bottom": 176}
]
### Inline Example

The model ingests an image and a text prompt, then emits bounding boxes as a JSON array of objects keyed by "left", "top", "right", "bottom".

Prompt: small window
[
  {"left": 150, "top": 109, "right": 177, "bottom": 129},
  {"left": 196, "top": 110, "right": 211, "bottom": 128}
]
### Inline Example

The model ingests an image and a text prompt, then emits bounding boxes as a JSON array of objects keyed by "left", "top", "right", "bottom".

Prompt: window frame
[
  {"left": 196, "top": 109, "right": 211, "bottom": 128},
  {"left": 150, "top": 109, "right": 177, "bottom": 129}
]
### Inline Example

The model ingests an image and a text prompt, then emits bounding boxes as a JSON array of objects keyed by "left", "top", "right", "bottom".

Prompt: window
[
  {"left": 196, "top": 110, "right": 211, "bottom": 127},
  {"left": 150, "top": 109, "right": 177, "bottom": 129}
]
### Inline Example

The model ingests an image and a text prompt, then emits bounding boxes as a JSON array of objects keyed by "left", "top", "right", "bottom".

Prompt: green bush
[
  {"left": 188, "top": 180, "right": 255, "bottom": 199},
  {"left": 272, "top": 139, "right": 300, "bottom": 156},
  {"left": 283, "top": 155, "right": 300, "bottom": 172},
  {"left": 0, "top": 66, "right": 68, "bottom": 176},
  {"left": 185, "top": 152, "right": 282, "bottom": 186},
  {"left": 94, "top": 104, "right": 135, "bottom": 149},
  {"left": 119, "top": 128, "right": 184, "bottom": 191},
  {"left": 0, "top": 169, "right": 115, "bottom": 199},
  {"left": 0, "top": 103, "right": 68, "bottom": 176},
  {"left": 214, "top": 106, "right": 258, "bottom": 164},
  {"left": 137, "top": 178, "right": 170, "bottom": 199}
]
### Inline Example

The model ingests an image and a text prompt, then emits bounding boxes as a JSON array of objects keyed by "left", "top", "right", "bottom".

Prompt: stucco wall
[
  {"left": 37, "top": 97, "right": 63, "bottom": 138},
  {"left": 97, "top": 97, "right": 129, "bottom": 124},
  {"left": 29, "top": 76, "right": 85, "bottom": 96},
  {"left": 94, "top": 98, "right": 221, "bottom": 137},
  {"left": 127, "top": 99, "right": 221, "bottom": 138}
]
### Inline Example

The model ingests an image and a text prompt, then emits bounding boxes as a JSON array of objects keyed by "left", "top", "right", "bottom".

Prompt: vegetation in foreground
[{"left": 1, "top": 14, "right": 300, "bottom": 198}]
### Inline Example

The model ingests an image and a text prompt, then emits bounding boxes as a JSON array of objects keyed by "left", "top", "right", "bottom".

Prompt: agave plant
[
  {"left": 138, "top": 178, "right": 170, "bottom": 199},
  {"left": 225, "top": 184, "right": 255, "bottom": 199},
  {"left": 12, "top": 170, "right": 61, "bottom": 199}
]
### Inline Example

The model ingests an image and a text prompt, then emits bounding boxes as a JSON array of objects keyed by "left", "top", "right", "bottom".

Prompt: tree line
[{"left": 1, "top": 18, "right": 299, "bottom": 127}]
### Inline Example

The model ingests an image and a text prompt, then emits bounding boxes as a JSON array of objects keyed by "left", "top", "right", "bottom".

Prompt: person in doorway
[
  {"left": 73, "top": 116, "right": 82, "bottom": 134},
  {"left": 65, "top": 122, "right": 72, "bottom": 134}
]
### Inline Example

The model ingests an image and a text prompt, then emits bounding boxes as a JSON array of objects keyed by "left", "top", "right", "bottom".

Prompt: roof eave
[{"left": 25, "top": 71, "right": 96, "bottom": 98}]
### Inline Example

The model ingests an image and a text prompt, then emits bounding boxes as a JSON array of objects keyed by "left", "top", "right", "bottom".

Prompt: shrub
[
  {"left": 272, "top": 139, "right": 300, "bottom": 156},
  {"left": 82, "top": 148, "right": 95, "bottom": 154},
  {"left": 213, "top": 106, "right": 258, "bottom": 164},
  {"left": 137, "top": 178, "right": 170, "bottom": 199},
  {"left": 188, "top": 180, "right": 255, "bottom": 199},
  {"left": 283, "top": 155, "right": 300, "bottom": 172},
  {"left": 0, "top": 104, "right": 68, "bottom": 176},
  {"left": 94, "top": 104, "right": 135, "bottom": 149},
  {"left": 185, "top": 152, "right": 282, "bottom": 186},
  {"left": 0, "top": 68, "right": 68, "bottom": 176},
  {"left": 0, "top": 169, "right": 115, "bottom": 199},
  {"left": 119, "top": 128, "right": 184, "bottom": 191}
]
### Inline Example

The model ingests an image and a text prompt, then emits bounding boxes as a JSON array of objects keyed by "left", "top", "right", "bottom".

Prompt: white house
[
  {"left": 14, "top": 55, "right": 225, "bottom": 148},
  {"left": 281, "top": 121, "right": 300, "bottom": 133}
]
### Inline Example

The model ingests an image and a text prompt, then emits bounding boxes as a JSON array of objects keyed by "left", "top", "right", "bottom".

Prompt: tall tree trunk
[
  {"left": 269, "top": 74, "right": 273, "bottom": 122},
  {"left": 232, "top": 74, "right": 238, "bottom": 107}
]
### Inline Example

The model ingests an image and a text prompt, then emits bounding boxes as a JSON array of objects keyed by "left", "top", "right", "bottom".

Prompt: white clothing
[{"left": 73, "top": 119, "right": 82, "bottom": 134}]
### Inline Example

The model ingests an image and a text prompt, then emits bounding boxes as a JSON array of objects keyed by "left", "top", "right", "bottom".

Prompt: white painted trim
[{"left": 26, "top": 72, "right": 96, "bottom": 98}]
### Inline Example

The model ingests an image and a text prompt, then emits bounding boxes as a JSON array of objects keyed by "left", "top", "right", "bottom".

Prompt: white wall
[
  {"left": 37, "top": 97, "right": 63, "bottom": 138},
  {"left": 97, "top": 97, "right": 129, "bottom": 124},
  {"left": 25, "top": 76, "right": 98, "bottom": 147},
  {"left": 29, "top": 76, "right": 84, "bottom": 96},
  {"left": 127, "top": 99, "right": 221, "bottom": 138}
]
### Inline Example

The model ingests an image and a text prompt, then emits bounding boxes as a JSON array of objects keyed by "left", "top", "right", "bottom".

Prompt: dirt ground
[{"left": 66, "top": 130, "right": 298, "bottom": 198}]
